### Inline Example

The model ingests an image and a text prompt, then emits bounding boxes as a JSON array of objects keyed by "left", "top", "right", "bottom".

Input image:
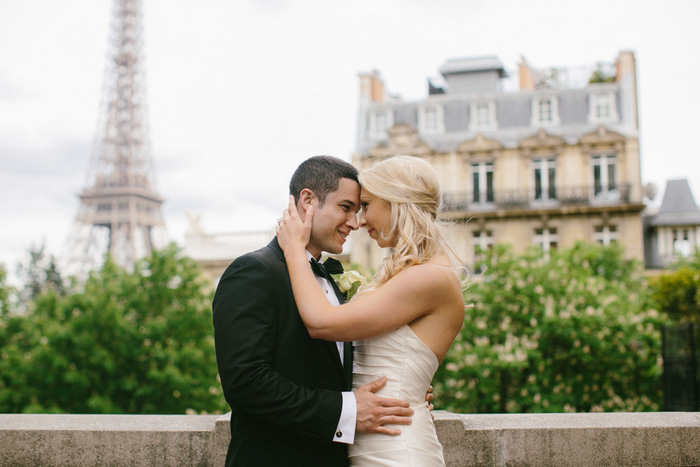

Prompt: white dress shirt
[{"left": 305, "top": 251, "right": 356, "bottom": 444}]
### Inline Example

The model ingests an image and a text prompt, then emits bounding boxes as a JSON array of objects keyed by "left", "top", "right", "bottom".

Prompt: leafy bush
[
  {"left": 0, "top": 244, "right": 227, "bottom": 414},
  {"left": 434, "top": 242, "right": 667, "bottom": 413}
]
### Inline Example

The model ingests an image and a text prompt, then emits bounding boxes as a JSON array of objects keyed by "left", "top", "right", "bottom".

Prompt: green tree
[
  {"left": 588, "top": 63, "right": 616, "bottom": 84},
  {"left": 649, "top": 251, "right": 700, "bottom": 323},
  {"left": 15, "top": 242, "right": 65, "bottom": 305},
  {"left": 0, "top": 244, "right": 227, "bottom": 414},
  {"left": 0, "top": 264, "right": 16, "bottom": 317},
  {"left": 672, "top": 250, "right": 700, "bottom": 270},
  {"left": 434, "top": 242, "right": 667, "bottom": 413},
  {"left": 0, "top": 264, "right": 37, "bottom": 411},
  {"left": 536, "top": 68, "right": 562, "bottom": 89}
]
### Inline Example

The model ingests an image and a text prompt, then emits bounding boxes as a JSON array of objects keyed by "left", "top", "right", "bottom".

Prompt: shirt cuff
[{"left": 333, "top": 391, "right": 357, "bottom": 444}]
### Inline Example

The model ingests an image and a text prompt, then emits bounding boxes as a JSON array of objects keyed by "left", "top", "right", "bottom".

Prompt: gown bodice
[{"left": 349, "top": 324, "right": 445, "bottom": 466}]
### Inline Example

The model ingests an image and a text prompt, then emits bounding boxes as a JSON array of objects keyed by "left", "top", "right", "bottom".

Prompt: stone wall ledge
[{"left": 1, "top": 411, "right": 699, "bottom": 466}]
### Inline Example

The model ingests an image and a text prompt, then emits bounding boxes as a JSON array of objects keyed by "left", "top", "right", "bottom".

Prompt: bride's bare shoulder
[
  {"left": 394, "top": 258, "right": 460, "bottom": 289},
  {"left": 425, "top": 255, "right": 460, "bottom": 277}
]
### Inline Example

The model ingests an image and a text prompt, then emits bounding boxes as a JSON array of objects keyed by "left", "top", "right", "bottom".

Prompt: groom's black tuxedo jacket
[{"left": 213, "top": 238, "right": 353, "bottom": 467}]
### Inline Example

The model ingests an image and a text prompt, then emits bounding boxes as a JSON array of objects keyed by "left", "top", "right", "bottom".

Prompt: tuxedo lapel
[
  {"left": 327, "top": 273, "right": 346, "bottom": 305},
  {"left": 270, "top": 238, "right": 351, "bottom": 389}
]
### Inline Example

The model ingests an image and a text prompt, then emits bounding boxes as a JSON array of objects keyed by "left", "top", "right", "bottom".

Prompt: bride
[{"left": 277, "top": 155, "right": 466, "bottom": 466}]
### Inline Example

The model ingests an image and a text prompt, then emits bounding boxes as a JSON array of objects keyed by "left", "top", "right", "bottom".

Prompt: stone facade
[{"left": 352, "top": 52, "right": 645, "bottom": 270}]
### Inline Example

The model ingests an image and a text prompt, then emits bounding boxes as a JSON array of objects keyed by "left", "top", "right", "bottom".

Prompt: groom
[{"left": 213, "top": 156, "right": 413, "bottom": 466}]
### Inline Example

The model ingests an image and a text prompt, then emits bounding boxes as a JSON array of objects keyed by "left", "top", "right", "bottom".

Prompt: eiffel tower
[{"left": 65, "top": 0, "right": 166, "bottom": 276}]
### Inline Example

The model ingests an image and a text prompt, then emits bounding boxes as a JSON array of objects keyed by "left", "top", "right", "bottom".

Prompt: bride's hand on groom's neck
[{"left": 277, "top": 195, "right": 314, "bottom": 254}]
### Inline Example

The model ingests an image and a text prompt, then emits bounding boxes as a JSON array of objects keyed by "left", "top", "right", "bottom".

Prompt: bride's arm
[{"left": 277, "top": 196, "right": 453, "bottom": 342}]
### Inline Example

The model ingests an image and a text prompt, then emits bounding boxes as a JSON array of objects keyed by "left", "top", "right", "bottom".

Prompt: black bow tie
[{"left": 310, "top": 257, "right": 344, "bottom": 279}]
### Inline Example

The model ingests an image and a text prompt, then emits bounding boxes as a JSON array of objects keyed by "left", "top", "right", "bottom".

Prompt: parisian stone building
[{"left": 350, "top": 51, "right": 645, "bottom": 270}]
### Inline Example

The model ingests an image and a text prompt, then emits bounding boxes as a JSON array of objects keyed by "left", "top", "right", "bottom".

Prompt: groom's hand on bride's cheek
[{"left": 354, "top": 376, "right": 413, "bottom": 436}]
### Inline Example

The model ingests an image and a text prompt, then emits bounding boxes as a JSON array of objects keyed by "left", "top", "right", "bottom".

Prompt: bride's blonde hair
[{"left": 358, "top": 155, "right": 463, "bottom": 290}]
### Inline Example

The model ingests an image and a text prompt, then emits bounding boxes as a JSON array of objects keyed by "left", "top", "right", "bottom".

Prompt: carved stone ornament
[
  {"left": 369, "top": 123, "right": 433, "bottom": 157},
  {"left": 519, "top": 129, "right": 566, "bottom": 150},
  {"left": 457, "top": 133, "right": 503, "bottom": 154},
  {"left": 579, "top": 125, "right": 626, "bottom": 146}
]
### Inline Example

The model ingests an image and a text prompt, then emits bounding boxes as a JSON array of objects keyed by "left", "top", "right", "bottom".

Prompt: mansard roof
[{"left": 651, "top": 179, "right": 700, "bottom": 226}]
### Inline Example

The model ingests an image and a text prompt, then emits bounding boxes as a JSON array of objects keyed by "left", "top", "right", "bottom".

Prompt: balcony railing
[
  {"left": 442, "top": 184, "right": 631, "bottom": 213},
  {"left": 184, "top": 229, "right": 275, "bottom": 261}
]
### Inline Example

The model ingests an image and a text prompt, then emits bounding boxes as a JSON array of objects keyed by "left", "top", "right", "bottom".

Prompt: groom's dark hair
[{"left": 290, "top": 155, "right": 359, "bottom": 206}]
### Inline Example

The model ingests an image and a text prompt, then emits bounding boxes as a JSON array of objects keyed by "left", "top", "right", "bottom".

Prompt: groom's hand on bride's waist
[
  {"left": 426, "top": 384, "right": 435, "bottom": 420},
  {"left": 354, "top": 376, "right": 413, "bottom": 436}
]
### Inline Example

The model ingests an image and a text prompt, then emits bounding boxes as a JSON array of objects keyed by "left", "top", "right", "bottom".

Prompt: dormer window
[
  {"left": 588, "top": 91, "right": 618, "bottom": 124},
  {"left": 469, "top": 101, "right": 497, "bottom": 131},
  {"left": 418, "top": 104, "right": 444, "bottom": 134},
  {"left": 368, "top": 108, "right": 393, "bottom": 139},
  {"left": 531, "top": 96, "right": 560, "bottom": 127}
]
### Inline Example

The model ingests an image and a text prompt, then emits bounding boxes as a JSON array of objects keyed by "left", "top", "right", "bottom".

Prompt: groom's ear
[
  {"left": 297, "top": 188, "right": 318, "bottom": 220},
  {"left": 298, "top": 188, "right": 318, "bottom": 214}
]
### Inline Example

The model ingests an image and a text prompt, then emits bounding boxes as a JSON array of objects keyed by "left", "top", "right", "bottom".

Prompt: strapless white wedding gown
[{"left": 349, "top": 324, "right": 445, "bottom": 466}]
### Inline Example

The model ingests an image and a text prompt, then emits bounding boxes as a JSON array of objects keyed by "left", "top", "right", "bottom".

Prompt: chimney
[
  {"left": 519, "top": 56, "right": 535, "bottom": 91},
  {"left": 616, "top": 51, "right": 638, "bottom": 129},
  {"left": 359, "top": 70, "right": 385, "bottom": 103}
]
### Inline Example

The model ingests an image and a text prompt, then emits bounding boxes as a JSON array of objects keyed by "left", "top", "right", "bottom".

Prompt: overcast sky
[{"left": 1, "top": 0, "right": 699, "bottom": 281}]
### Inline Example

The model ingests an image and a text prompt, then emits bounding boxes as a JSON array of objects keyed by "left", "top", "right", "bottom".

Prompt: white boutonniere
[{"left": 332, "top": 270, "right": 368, "bottom": 300}]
